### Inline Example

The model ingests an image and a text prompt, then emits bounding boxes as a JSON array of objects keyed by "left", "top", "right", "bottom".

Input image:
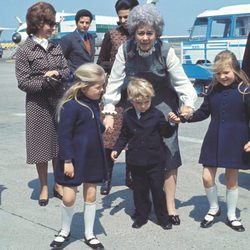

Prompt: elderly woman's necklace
[{"left": 136, "top": 44, "right": 155, "bottom": 57}]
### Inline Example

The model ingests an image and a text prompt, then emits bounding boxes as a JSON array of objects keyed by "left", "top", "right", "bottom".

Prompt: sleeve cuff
[{"left": 102, "top": 103, "right": 117, "bottom": 115}]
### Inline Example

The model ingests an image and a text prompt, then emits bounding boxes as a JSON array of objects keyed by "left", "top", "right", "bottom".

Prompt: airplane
[
  {"left": 12, "top": 12, "right": 118, "bottom": 48},
  {"left": 146, "top": 0, "right": 159, "bottom": 4},
  {"left": 0, "top": 27, "right": 16, "bottom": 36},
  {"left": 0, "top": 26, "right": 16, "bottom": 58},
  {"left": 12, "top": 0, "right": 160, "bottom": 48}
]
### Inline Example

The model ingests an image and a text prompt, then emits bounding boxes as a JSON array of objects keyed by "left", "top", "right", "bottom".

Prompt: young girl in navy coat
[
  {"left": 169, "top": 50, "right": 250, "bottom": 232},
  {"left": 111, "top": 77, "right": 175, "bottom": 230},
  {"left": 50, "top": 63, "right": 106, "bottom": 249}
]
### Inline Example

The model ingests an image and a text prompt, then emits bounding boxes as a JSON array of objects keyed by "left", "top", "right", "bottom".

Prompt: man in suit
[{"left": 60, "top": 9, "right": 95, "bottom": 73}]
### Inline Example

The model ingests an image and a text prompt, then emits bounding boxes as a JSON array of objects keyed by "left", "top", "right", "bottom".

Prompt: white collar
[
  {"left": 135, "top": 110, "right": 141, "bottom": 119},
  {"left": 32, "top": 35, "right": 48, "bottom": 50},
  {"left": 136, "top": 44, "right": 155, "bottom": 57}
]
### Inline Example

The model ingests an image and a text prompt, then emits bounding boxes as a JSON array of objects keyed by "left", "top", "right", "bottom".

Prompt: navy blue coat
[
  {"left": 60, "top": 30, "right": 95, "bottom": 72},
  {"left": 189, "top": 82, "right": 250, "bottom": 169},
  {"left": 113, "top": 106, "right": 176, "bottom": 167},
  {"left": 56, "top": 95, "right": 106, "bottom": 186}
]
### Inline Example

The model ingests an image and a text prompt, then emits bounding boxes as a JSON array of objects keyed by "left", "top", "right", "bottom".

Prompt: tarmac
[{"left": 0, "top": 51, "right": 250, "bottom": 250}]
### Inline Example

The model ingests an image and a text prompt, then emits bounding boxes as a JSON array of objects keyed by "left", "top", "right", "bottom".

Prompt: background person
[
  {"left": 60, "top": 9, "right": 95, "bottom": 74},
  {"left": 50, "top": 63, "right": 106, "bottom": 249},
  {"left": 242, "top": 31, "right": 250, "bottom": 80},
  {"left": 15, "top": 1, "right": 70, "bottom": 206},
  {"left": 102, "top": 4, "right": 197, "bottom": 225},
  {"left": 169, "top": 50, "right": 250, "bottom": 232},
  {"left": 97, "top": 0, "right": 139, "bottom": 195}
]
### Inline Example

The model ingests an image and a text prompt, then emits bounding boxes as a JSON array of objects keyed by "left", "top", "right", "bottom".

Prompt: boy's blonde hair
[
  {"left": 57, "top": 63, "right": 105, "bottom": 117},
  {"left": 127, "top": 77, "right": 155, "bottom": 102}
]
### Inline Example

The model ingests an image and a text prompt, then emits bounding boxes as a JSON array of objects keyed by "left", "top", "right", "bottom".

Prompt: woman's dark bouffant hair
[
  {"left": 26, "top": 2, "right": 56, "bottom": 35},
  {"left": 115, "top": 0, "right": 139, "bottom": 13}
]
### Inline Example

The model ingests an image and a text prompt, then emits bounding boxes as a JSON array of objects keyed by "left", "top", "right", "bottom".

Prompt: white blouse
[
  {"left": 32, "top": 35, "right": 49, "bottom": 50},
  {"left": 102, "top": 43, "right": 197, "bottom": 114}
]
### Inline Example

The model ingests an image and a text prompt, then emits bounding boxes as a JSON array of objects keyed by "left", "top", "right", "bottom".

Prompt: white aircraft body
[
  {"left": 0, "top": 27, "right": 15, "bottom": 34},
  {"left": 0, "top": 26, "right": 16, "bottom": 58},
  {"left": 12, "top": 1, "right": 161, "bottom": 48},
  {"left": 12, "top": 12, "right": 118, "bottom": 47}
]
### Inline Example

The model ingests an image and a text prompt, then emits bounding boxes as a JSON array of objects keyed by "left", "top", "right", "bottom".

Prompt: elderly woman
[
  {"left": 16, "top": 2, "right": 70, "bottom": 206},
  {"left": 102, "top": 4, "right": 197, "bottom": 225}
]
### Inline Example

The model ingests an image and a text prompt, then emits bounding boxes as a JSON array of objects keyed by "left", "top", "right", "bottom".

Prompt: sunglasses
[{"left": 46, "top": 20, "right": 57, "bottom": 27}]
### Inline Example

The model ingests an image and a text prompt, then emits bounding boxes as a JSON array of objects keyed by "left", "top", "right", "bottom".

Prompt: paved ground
[{"left": 0, "top": 57, "right": 250, "bottom": 250}]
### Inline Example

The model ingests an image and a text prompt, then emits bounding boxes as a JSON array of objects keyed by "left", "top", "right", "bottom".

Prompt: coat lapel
[{"left": 73, "top": 30, "right": 90, "bottom": 54}]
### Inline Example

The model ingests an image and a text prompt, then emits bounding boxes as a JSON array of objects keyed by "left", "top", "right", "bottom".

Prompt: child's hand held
[
  {"left": 168, "top": 112, "right": 181, "bottom": 123},
  {"left": 244, "top": 141, "right": 250, "bottom": 152}
]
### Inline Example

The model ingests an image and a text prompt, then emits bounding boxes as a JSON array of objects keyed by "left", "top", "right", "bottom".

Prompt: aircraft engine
[{"left": 12, "top": 32, "right": 28, "bottom": 45}]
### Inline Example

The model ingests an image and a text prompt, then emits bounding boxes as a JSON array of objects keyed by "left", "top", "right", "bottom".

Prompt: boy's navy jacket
[
  {"left": 113, "top": 106, "right": 176, "bottom": 166},
  {"left": 56, "top": 95, "right": 106, "bottom": 186}
]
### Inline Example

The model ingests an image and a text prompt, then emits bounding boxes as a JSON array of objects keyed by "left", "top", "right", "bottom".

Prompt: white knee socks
[
  {"left": 61, "top": 203, "right": 74, "bottom": 236},
  {"left": 84, "top": 201, "right": 96, "bottom": 240},
  {"left": 226, "top": 188, "right": 238, "bottom": 221},
  {"left": 205, "top": 185, "right": 219, "bottom": 214}
]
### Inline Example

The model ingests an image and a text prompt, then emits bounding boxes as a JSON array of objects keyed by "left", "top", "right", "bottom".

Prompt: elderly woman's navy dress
[{"left": 190, "top": 82, "right": 250, "bottom": 169}]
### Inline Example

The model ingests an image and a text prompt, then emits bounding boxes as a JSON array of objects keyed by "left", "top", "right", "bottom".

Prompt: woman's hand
[
  {"left": 179, "top": 106, "right": 193, "bottom": 120},
  {"left": 111, "top": 151, "right": 118, "bottom": 161},
  {"left": 244, "top": 141, "right": 250, "bottom": 152},
  {"left": 103, "top": 115, "right": 114, "bottom": 132},
  {"left": 64, "top": 163, "right": 74, "bottom": 178},
  {"left": 44, "top": 70, "right": 60, "bottom": 78},
  {"left": 168, "top": 112, "right": 181, "bottom": 124}
]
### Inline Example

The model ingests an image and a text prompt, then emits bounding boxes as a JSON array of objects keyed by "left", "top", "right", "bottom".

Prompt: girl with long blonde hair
[
  {"left": 51, "top": 63, "right": 107, "bottom": 249},
  {"left": 169, "top": 50, "right": 250, "bottom": 232}
]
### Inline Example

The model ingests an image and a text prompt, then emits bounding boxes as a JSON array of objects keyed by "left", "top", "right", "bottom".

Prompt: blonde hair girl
[
  {"left": 58, "top": 63, "right": 106, "bottom": 116},
  {"left": 211, "top": 50, "right": 250, "bottom": 94},
  {"left": 51, "top": 63, "right": 107, "bottom": 249},
  {"left": 168, "top": 50, "right": 250, "bottom": 232}
]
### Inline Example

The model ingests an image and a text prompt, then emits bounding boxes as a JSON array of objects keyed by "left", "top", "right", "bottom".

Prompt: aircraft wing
[
  {"left": 146, "top": 0, "right": 159, "bottom": 4},
  {"left": 0, "top": 27, "right": 15, "bottom": 40},
  {"left": 0, "top": 27, "right": 15, "bottom": 31}
]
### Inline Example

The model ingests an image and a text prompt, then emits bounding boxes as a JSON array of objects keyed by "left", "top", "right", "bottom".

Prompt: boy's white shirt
[{"left": 102, "top": 44, "right": 197, "bottom": 114}]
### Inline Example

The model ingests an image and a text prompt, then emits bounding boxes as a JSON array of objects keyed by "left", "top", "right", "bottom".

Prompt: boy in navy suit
[{"left": 111, "top": 77, "right": 175, "bottom": 230}]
